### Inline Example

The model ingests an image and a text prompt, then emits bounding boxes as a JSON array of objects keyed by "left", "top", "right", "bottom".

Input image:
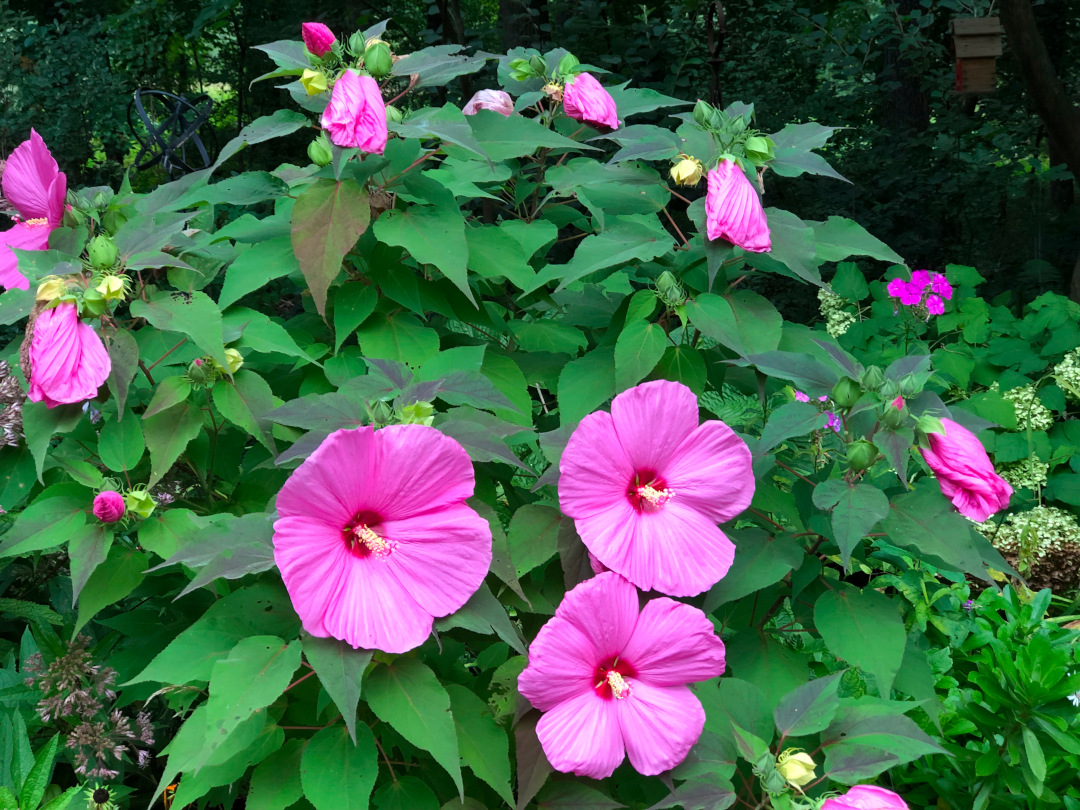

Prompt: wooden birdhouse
[{"left": 951, "top": 17, "right": 1003, "bottom": 94}]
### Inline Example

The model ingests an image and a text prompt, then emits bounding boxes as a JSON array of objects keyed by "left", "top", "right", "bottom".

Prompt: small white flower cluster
[
  {"left": 997, "top": 456, "right": 1049, "bottom": 491},
  {"left": 818, "top": 289, "right": 856, "bottom": 338},
  {"left": 993, "top": 382, "right": 1055, "bottom": 432},
  {"left": 1054, "top": 350, "right": 1080, "bottom": 401},
  {"left": 978, "top": 506, "right": 1080, "bottom": 562}
]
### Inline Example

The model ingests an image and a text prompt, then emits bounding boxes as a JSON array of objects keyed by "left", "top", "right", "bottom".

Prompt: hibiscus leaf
[
  {"left": 130, "top": 289, "right": 229, "bottom": 369},
  {"left": 302, "top": 635, "right": 373, "bottom": 744},
  {"left": 814, "top": 583, "right": 906, "bottom": 694},
  {"left": 301, "top": 725, "right": 378, "bottom": 810},
  {"left": 446, "top": 684, "right": 515, "bottom": 807}
]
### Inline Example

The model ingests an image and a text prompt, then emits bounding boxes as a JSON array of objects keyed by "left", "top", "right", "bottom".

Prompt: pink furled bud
[
  {"left": 302, "top": 22, "right": 336, "bottom": 57},
  {"left": 463, "top": 89, "right": 515, "bottom": 116},
  {"left": 705, "top": 160, "right": 771, "bottom": 253},
  {"left": 93, "top": 491, "right": 126, "bottom": 523},
  {"left": 321, "top": 70, "right": 388, "bottom": 154},
  {"left": 822, "top": 785, "right": 910, "bottom": 810},
  {"left": 920, "top": 418, "right": 1012, "bottom": 522},
  {"left": 892, "top": 395, "right": 904, "bottom": 410},
  {"left": 27, "top": 302, "right": 111, "bottom": 408},
  {"left": 562, "top": 73, "right": 618, "bottom": 132}
]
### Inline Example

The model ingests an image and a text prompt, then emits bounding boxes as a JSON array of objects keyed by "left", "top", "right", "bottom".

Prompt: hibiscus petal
[
  {"left": 609, "top": 380, "right": 700, "bottom": 474},
  {"left": 27, "top": 303, "right": 110, "bottom": 408},
  {"left": 555, "top": 571, "right": 639, "bottom": 661},
  {"left": 275, "top": 426, "right": 378, "bottom": 527},
  {"left": 518, "top": 619, "right": 601, "bottom": 711},
  {"left": 559, "top": 410, "right": 635, "bottom": 519},
  {"left": 620, "top": 598, "right": 725, "bottom": 686},
  {"left": 381, "top": 504, "right": 492, "bottom": 618},
  {"left": 2, "top": 130, "right": 65, "bottom": 222},
  {"left": 535, "top": 691, "right": 624, "bottom": 779},
  {"left": 370, "top": 424, "right": 476, "bottom": 520},
  {"left": 0, "top": 220, "right": 50, "bottom": 290},
  {"left": 665, "top": 419, "right": 755, "bottom": 523},
  {"left": 616, "top": 682, "right": 705, "bottom": 775},
  {"left": 272, "top": 514, "right": 351, "bottom": 639}
]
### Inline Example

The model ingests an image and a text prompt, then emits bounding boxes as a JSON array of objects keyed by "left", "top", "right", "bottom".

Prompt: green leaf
[
  {"left": 69, "top": 525, "right": 113, "bottom": 604},
  {"left": 74, "top": 546, "right": 147, "bottom": 634},
  {"left": 557, "top": 348, "right": 615, "bottom": 427},
  {"left": 0, "top": 483, "right": 87, "bottom": 558},
  {"left": 356, "top": 312, "right": 441, "bottom": 367},
  {"left": 703, "top": 530, "right": 803, "bottom": 612},
  {"left": 156, "top": 512, "right": 276, "bottom": 596},
  {"left": 365, "top": 658, "right": 463, "bottom": 795},
  {"left": 751, "top": 208, "right": 820, "bottom": 285},
  {"left": 302, "top": 634, "right": 373, "bottom": 744},
  {"left": 144, "top": 376, "right": 192, "bottom": 419},
  {"left": 511, "top": 322, "right": 587, "bottom": 355},
  {"left": 213, "top": 109, "right": 310, "bottom": 172},
  {"left": 651, "top": 346, "right": 707, "bottom": 395},
  {"left": 38, "top": 787, "right": 80, "bottom": 810},
  {"left": 822, "top": 706, "right": 945, "bottom": 775},
  {"left": 373, "top": 777, "right": 440, "bottom": 810},
  {"left": 773, "top": 672, "right": 843, "bottom": 737},
  {"left": 130, "top": 289, "right": 228, "bottom": 368},
  {"left": 434, "top": 582, "right": 527, "bottom": 655},
  {"left": 392, "top": 45, "right": 490, "bottom": 87},
  {"left": 822, "top": 743, "right": 900, "bottom": 785},
  {"left": 213, "top": 370, "right": 276, "bottom": 452},
  {"left": 203, "top": 636, "right": 301, "bottom": 761},
  {"left": 302, "top": 725, "right": 378, "bottom": 810},
  {"left": 466, "top": 110, "right": 595, "bottom": 161},
  {"left": 1022, "top": 726, "right": 1047, "bottom": 783},
  {"left": 227, "top": 307, "right": 319, "bottom": 364},
  {"left": 614, "top": 320, "right": 669, "bottom": 389},
  {"left": 291, "top": 178, "right": 371, "bottom": 315},
  {"left": 812, "top": 217, "right": 904, "bottom": 265},
  {"left": 106, "top": 329, "right": 140, "bottom": 420},
  {"left": 143, "top": 401, "right": 205, "bottom": 487},
  {"left": 248, "top": 739, "right": 305, "bottom": 810},
  {"left": 465, "top": 225, "right": 538, "bottom": 291},
  {"left": 97, "top": 411, "right": 145, "bottom": 473},
  {"left": 446, "top": 684, "right": 514, "bottom": 807},
  {"left": 686, "top": 291, "right": 782, "bottom": 357},
  {"left": 374, "top": 205, "right": 472, "bottom": 304},
  {"left": 813, "top": 480, "right": 890, "bottom": 566},
  {"left": 514, "top": 712, "right": 552, "bottom": 810},
  {"left": 127, "top": 582, "right": 300, "bottom": 684},
  {"left": 0, "top": 288, "right": 33, "bottom": 326},
  {"left": 881, "top": 480, "right": 990, "bottom": 574},
  {"left": 814, "top": 584, "right": 905, "bottom": 694},
  {"left": 219, "top": 236, "right": 302, "bottom": 310},
  {"left": 757, "top": 402, "right": 827, "bottom": 454},
  {"left": 21, "top": 401, "right": 83, "bottom": 482},
  {"left": 0, "top": 445, "right": 36, "bottom": 511},
  {"left": 725, "top": 633, "right": 810, "bottom": 714},
  {"left": 334, "top": 282, "right": 378, "bottom": 352},
  {"left": 18, "top": 734, "right": 58, "bottom": 810}
]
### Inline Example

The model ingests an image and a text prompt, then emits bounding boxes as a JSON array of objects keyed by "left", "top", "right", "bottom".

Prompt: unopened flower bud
[
  {"left": 307, "top": 134, "right": 333, "bottom": 167},
  {"left": 693, "top": 99, "right": 715, "bottom": 128},
  {"left": 187, "top": 357, "right": 213, "bottom": 385},
  {"left": 36, "top": 276, "right": 66, "bottom": 303},
  {"left": 528, "top": 54, "right": 548, "bottom": 77},
  {"left": 93, "top": 490, "right": 126, "bottom": 523},
  {"left": 744, "top": 135, "right": 775, "bottom": 163},
  {"left": 364, "top": 39, "right": 393, "bottom": 79},
  {"left": 385, "top": 105, "right": 404, "bottom": 124},
  {"left": 656, "top": 271, "right": 685, "bottom": 306},
  {"left": 846, "top": 440, "right": 879, "bottom": 473},
  {"left": 80, "top": 287, "right": 107, "bottom": 318},
  {"left": 91, "top": 190, "right": 111, "bottom": 210},
  {"left": 302, "top": 22, "right": 336, "bottom": 58},
  {"left": 669, "top": 155, "right": 703, "bottom": 187},
  {"left": 831, "top": 376, "right": 861, "bottom": 408},
  {"left": 87, "top": 235, "right": 119, "bottom": 269},
  {"left": 123, "top": 489, "right": 156, "bottom": 520},
  {"left": 776, "top": 749, "right": 816, "bottom": 788},
  {"left": 301, "top": 68, "right": 328, "bottom": 96},
  {"left": 399, "top": 401, "right": 435, "bottom": 426},
  {"left": 96, "top": 274, "right": 127, "bottom": 303},
  {"left": 348, "top": 31, "right": 366, "bottom": 56},
  {"left": 860, "top": 365, "right": 885, "bottom": 392},
  {"left": 555, "top": 52, "right": 580, "bottom": 80}
]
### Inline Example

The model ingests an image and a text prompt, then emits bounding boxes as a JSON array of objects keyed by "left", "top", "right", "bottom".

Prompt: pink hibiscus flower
[
  {"left": 705, "top": 160, "right": 771, "bottom": 253},
  {"left": 920, "top": 417, "right": 1012, "bottom": 522},
  {"left": 272, "top": 424, "right": 492, "bottom": 653},
  {"left": 822, "top": 785, "right": 909, "bottom": 810},
  {"left": 321, "top": 70, "right": 388, "bottom": 154},
  {"left": 559, "top": 380, "right": 754, "bottom": 597},
  {"left": 27, "top": 302, "right": 110, "bottom": 408},
  {"left": 562, "top": 73, "right": 619, "bottom": 132},
  {"left": 517, "top": 571, "right": 725, "bottom": 778},
  {"left": 302, "top": 22, "right": 336, "bottom": 57},
  {"left": 0, "top": 130, "right": 67, "bottom": 290}
]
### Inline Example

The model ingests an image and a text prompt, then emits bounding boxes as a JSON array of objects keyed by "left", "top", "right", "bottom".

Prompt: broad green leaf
[
  {"left": 512, "top": 321, "right": 586, "bottom": 355},
  {"left": 535, "top": 781, "right": 627, "bottom": 809},
  {"left": 812, "top": 217, "right": 905, "bottom": 265},
  {"left": 822, "top": 706, "right": 945, "bottom": 771},
  {"left": 392, "top": 45, "right": 490, "bottom": 87},
  {"left": 248, "top": 739, "right": 305, "bottom": 810},
  {"left": 557, "top": 348, "right": 615, "bottom": 427},
  {"left": 213, "top": 109, "right": 310, "bottom": 171},
  {"left": 213, "top": 370, "right": 276, "bottom": 452},
  {"left": 426, "top": 158, "right": 511, "bottom": 199},
  {"left": 130, "top": 289, "right": 228, "bottom": 368},
  {"left": 822, "top": 743, "right": 901, "bottom": 785},
  {"left": 18, "top": 734, "right": 58, "bottom": 810},
  {"left": 291, "top": 178, "right": 371, "bottom": 314},
  {"left": 813, "top": 480, "right": 890, "bottom": 566},
  {"left": 143, "top": 401, "right": 205, "bottom": 487},
  {"left": 752, "top": 208, "right": 820, "bottom": 285},
  {"left": 773, "top": 672, "right": 844, "bottom": 737},
  {"left": 605, "top": 81, "right": 692, "bottom": 117},
  {"left": 696, "top": 677, "right": 772, "bottom": 742},
  {"left": 651, "top": 346, "right": 707, "bottom": 395},
  {"left": 357, "top": 312, "right": 441, "bottom": 367},
  {"left": 374, "top": 205, "right": 472, "bottom": 304},
  {"left": 302, "top": 634, "right": 373, "bottom": 743},
  {"left": 97, "top": 411, "right": 145, "bottom": 473},
  {"left": 69, "top": 525, "right": 113, "bottom": 604},
  {"left": 157, "top": 512, "right": 276, "bottom": 597},
  {"left": 614, "top": 320, "right": 669, "bottom": 389},
  {"left": 703, "top": 530, "right": 803, "bottom": 611},
  {"left": 74, "top": 546, "right": 147, "bottom": 634},
  {"left": 757, "top": 402, "right": 828, "bottom": 454},
  {"left": 137, "top": 507, "right": 206, "bottom": 559},
  {"left": 219, "top": 236, "right": 302, "bottom": 310},
  {"left": 467, "top": 109, "right": 594, "bottom": 160},
  {"left": 334, "top": 282, "right": 378, "bottom": 351},
  {"left": 881, "top": 481, "right": 990, "bottom": 574},
  {"left": 465, "top": 225, "right": 538, "bottom": 291},
  {"left": 725, "top": 633, "right": 810, "bottom": 714},
  {"left": 815, "top": 584, "right": 905, "bottom": 694},
  {"left": 389, "top": 107, "right": 486, "bottom": 158},
  {"left": 514, "top": 712, "right": 552, "bottom": 810},
  {"left": 0, "top": 444, "right": 36, "bottom": 511},
  {"left": 434, "top": 582, "right": 527, "bottom": 655},
  {"left": 144, "top": 376, "right": 192, "bottom": 419},
  {"left": 227, "top": 307, "right": 318, "bottom": 364},
  {"left": 686, "top": 291, "right": 782, "bottom": 358},
  {"left": 38, "top": 787, "right": 80, "bottom": 810},
  {"left": 21, "top": 401, "right": 83, "bottom": 482},
  {"left": 373, "top": 777, "right": 440, "bottom": 810},
  {"left": 172, "top": 171, "right": 289, "bottom": 210},
  {"left": 0, "top": 483, "right": 88, "bottom": 558},
  {"left": 446, "top": 685, "right": 514, "bottom": 807},
  {"left": 127, "top": 582, "right": 300, "bottom": 684},
  {"left": 106, "top": 329, "right": 140, "bottom": 419},
  {"left": 365, "top": 658, "right": 463, "bottom": 795},
  {"left": 0, "top": 287, "right": 34, "bottom": 325}
]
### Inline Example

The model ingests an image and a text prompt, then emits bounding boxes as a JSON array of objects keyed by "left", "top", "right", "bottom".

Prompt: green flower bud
[
  {"left": 831, "top": 376, "right": 861, "bottom": 408},
  {"left": 385, "top": 104, "right": 404, "bottom": 124},
  {"left": 123, "top": 489, "right": 156, "bottom": 520},
  {"left": 364, "top": 39, "right": 393, "bottom": 79},
  {"left": 80, "top": 287, "right": 107, "bottom": 318},
  {"left": 555, "top": 52, "right": 580, "bottom": 80},
  {"left": 347, "top": 31, "right": 366, "bottom": 56},
  {"left": 307, "top": 134, "right": 333, "bottom": 167},
  {"left": 656, "top": 271, "right": 685, "bottom": 306},
  {"left": 399, "top": 401, "right": 435, "bottom": 426},
  {"left": 528, "top": 54, "right": 548, "bottom": 77},
  {"left": 508, "top": 57, "right": 534, "bottom": 81},
  {"left": 91, "top": 190, "right": 111, "bottom": 210},
  {"left": 367, "top": 400, "right": 393, "bottom": 426},
  {"left": 87, "top": 235, "right": 119, "bottom": 269},
  {"left": 186, "top": 357, "right": 214, "bottom": 386},
  {"left": 860, "top": 364, "right": 885, "bottom": 392},
  {"left": 693, "top": 99, "right": 715, "bottom": 128},
  {"left": 846, "top": 439, "right": 879, "bottom": 473},
  {"left": 102, "top": 208, "right": 127, "bottom": 233}
]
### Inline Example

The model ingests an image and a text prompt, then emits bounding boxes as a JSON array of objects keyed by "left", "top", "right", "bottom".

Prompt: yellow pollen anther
[
  {"left": 24, "top": 217, "right": 48, "bottom": 227},
  {"left": 352, "top": 525, "right": 393, "bottom": 558},
  {"left": 606, "top": 670, "right": 631, "bottom": 700},
  {"left": 637, "top": 484, "right": 670, "bottom": 507}
]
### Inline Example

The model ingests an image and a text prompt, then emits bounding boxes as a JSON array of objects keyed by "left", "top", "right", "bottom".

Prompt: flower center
[
  {"left": 594, "top": 656, "right": 636, "bottom": 700},
  {"left": 627, "top": 470, "right": 671, "bottom": 514},
  {"left": 342, "top": 511, "right": 395, "bottom": 559},
  {"left": 23, "top": 217, "right": 48, "bottom": 228}
]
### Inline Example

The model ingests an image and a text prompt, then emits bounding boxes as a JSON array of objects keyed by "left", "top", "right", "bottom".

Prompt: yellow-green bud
[
  {"left": 80, "top": 287, "right": 107, "bottom": 318},
  {"left": 123, "top": 489, "right": 156, "bottom": 520},
  {"left": 846, "top": 439, "right": 879, "bottom": 473},
  {"left": 669, "top": 155, "right": 704, "bottom": 187},
  {"left": 831, "top": 376, "right": 861, "bottom": 408},
  {"left": 776, "top": 749, "right": 816, "bottom": 788},
  {"left": 693, "top": 99, "right": 715, "bottom": 128},
  {"left": 87, "top": 234, "right": 119, "bottom": 269},
  {"left": 385, "top": 105, "right": 403, "bottom": 124},
  {"left": 364, "top": 39, "right": 393, "bottom": 79},
  {"left": 36, "top": 277, "right": 67, "bottom": 303},
  {"left": 96, "top": 275, "right": 127, "bottom": 302},
  {"left": 300, "top": 68, "right": 328, "bottom": 96},
  {"left": 399, "top": 401, "right": 435, "bottom": 426},
  {"left": 91, "top": 190, "right": 111, "bottom": 210},
  {"left": 307, "top": 134, "right": 333, "bottom": 167}
]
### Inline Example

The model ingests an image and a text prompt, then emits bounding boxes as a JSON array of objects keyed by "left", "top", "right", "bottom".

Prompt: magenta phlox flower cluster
[{"left": 886, "top": 270, "right": 952, "bottom": 316}]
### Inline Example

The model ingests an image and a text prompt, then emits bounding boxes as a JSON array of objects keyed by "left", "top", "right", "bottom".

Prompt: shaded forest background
[{"left": 3, "top": 0, "right": 1080, "bottom": 310}]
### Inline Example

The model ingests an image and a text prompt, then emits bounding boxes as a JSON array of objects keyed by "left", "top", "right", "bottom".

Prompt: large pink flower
[
  {"left": 272, "top": 425, "right": 492, "bottom": 654},
  {"left": 705, "top": 160, "right": 771, "bottom": 253},
  {"left": 302, "top": 22, "right": 336, "bottom": 57},
  {"left": 920, "top": 418, "right": 1012, "bottom": 522},
  {"left": 518, "top": 572, "right": 725, "bottom": 778},
  {"left": 321, "top": 70, "right": 388, "bottom": 154},
  {"left": 27, "top": 302, "right": 110, "bottom": 408},
  {"left": 562, "top": 73, "right": 618, "bottom": 132},
  {"left": 559, "top": 380, "right": 754, "bottom": 597},
  {"left": 1, "top": 130, "right": 67, "bottom": 290},
  {"left": 463, "top": 89, "right": 515, "bottom": 116},
  {"left": 821, "top": 785, "right": 909, "bottom": 810}
]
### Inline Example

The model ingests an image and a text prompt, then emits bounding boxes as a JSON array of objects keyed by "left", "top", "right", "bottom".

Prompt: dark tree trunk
[
  {"left": 705, "top": 0, "right": 726, "bottom": 107},
  {"left": 879, "top": 0, "right": 930, "bottom": 132},
  {"left": 999, "top": 0, "right": 1080, "bottom": 299}
]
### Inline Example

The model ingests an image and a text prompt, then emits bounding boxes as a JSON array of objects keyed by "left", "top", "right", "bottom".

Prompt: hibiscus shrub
[{"left": 1, "top": 18, "right": 1078, "bottom": 810}]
